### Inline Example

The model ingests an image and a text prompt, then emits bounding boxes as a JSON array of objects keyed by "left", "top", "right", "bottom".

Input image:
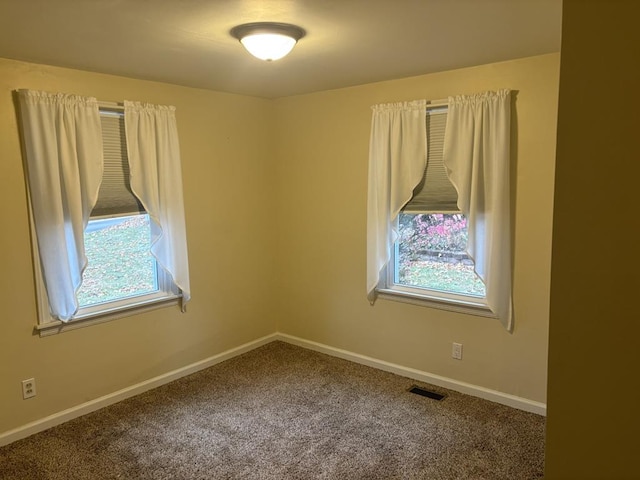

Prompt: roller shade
[
  {"left": 403, "top": 109, "right": 459, "bottom": 213},
  {"left": 91, "top": 111, "right": 144, "bottom": 217}
]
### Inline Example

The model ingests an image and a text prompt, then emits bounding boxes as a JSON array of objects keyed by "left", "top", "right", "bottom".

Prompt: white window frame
[
  {"left": 30, "top": 214, "right": 181, "bottom": 337},
  {"left": 30, "top": 107, "right": 181, "bottom": 336},
  {"left": 376, "top": 217, "right": 495, "bottom": 318},
  {"left": 374, "top": 105, "right": 496, "bottom": 318}
]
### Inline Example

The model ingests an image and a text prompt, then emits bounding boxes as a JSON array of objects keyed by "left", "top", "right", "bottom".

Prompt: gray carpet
[{"left": 0, "top": 341, "right": 545, "bottom": 479}]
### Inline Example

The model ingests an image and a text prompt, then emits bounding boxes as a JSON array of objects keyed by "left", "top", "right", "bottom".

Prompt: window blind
[
  {"left": 91, "top": 111, "right": 144, "bottom": 217},
  {"left": 402, "top": 109, "right": 459, "bottom": 213}
]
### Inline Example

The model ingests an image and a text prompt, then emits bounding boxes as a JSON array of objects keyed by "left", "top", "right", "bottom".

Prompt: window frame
[
  {"left": 28, "top": 106, "right": 182, "bottom": 336},
  {"left": 373, "top": 106, "right": 496, "bottom": 318},
  {"left": 376, "top": 217, "right": 495, "bottom": 318},
  {"left": 30, "top": 210, "right": 181, "bottom": 337},
  {"left": 75, "top": 212, "right": 179, "bottom": 309}
]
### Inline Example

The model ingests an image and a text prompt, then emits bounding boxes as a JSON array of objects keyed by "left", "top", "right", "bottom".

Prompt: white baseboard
[
  {"left": 1, "top": 331, "right": 545, "bottom": 447},
  {"left": 275, "top": 333, "right": 547, "bottom": 416},
  {"left": 0, "top": 333, "right": 278, "bottom": 447}
]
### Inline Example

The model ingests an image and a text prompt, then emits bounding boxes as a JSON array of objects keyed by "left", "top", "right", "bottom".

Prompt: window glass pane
[
  {"left": 395, "top": 213, "right": 486, "bottom": 297},
  {"left": 77, "top": 214, "right": 158, "bottom": 307}
]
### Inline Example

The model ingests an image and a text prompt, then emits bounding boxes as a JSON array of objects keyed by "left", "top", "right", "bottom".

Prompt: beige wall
[
  {"left": 273, "top": 53, "right": 559, "bottom": 403},
  {"left": 0, "top": 52, "right": 559, "bottom": 436},
  {"left": 545, "top": 1, "right": 640, "bottom": 478},
  {"left": 0, "top": 58, "right": 278, "bottom": 433}
]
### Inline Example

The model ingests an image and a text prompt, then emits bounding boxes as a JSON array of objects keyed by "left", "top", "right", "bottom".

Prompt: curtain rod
[
  {"left": 98, "top": 99, "right": 448, "bottom": 111},
  {"left": 97, "top": 99, "right": 448, "bottom": 112}
]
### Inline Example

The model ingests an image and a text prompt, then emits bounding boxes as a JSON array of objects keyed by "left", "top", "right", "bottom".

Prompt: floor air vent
[{"left": 408, "top": 386, "right": 446, "bottom": 401}]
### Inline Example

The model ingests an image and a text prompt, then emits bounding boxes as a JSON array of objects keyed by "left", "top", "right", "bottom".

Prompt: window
[
  {"left": 394, "top": 212, "right": 485, "bottom": 298},
  {"left": 70, "top": 110, "right": 179, "bottom": 320},
  {"left": 78, "top": 214, "right": 157, "bottom": 307},
  {"left": 376, "top": 107, "right": 491, "bottom": 315},
  {"left": 18, "top": 90, "right": 190, "bottom": 335},
  {"left": 30, "top": 108, "right": 181, "bottom": 331},
  {"left": 367, "top": 91, "right": 513, "bottom": 329}
]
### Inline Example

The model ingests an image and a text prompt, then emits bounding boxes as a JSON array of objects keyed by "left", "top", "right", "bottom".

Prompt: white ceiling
[{"left": 0, "top": 0, "right": 562, "bottom": 99}]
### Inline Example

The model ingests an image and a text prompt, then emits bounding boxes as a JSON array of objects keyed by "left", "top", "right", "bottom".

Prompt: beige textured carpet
[{"left": 0, "top": 341, "right": 545, "bottom": 479}]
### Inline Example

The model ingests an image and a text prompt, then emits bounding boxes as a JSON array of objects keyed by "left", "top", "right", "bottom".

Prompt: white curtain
[
  {"left": 443, "top": 89, "right": 513, "bottom": 331},
  {"left": 17, "top": 90, "right": 103, "bottom": 321},
  {"left": 124, "top": 101, "right": 191, "bottom": 309},
  {"left": 366, "top": 100, "right": 427, "bottom": 303}
]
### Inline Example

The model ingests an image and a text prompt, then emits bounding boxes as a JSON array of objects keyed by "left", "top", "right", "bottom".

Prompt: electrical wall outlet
[
  {"left": 452, "top": 343, "right": 463, "bottom": 360},
  {"left": 22, "top": 378, "right": 36, "bottom": 399}
]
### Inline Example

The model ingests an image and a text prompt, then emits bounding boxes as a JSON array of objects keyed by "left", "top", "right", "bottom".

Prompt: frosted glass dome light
[{"left": 231, "top": 22, "right": 306, "bottom": 61}]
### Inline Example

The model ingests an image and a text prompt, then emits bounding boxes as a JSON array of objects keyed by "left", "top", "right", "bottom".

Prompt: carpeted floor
[{"left": 0, "top": 341, "right": 545, "bottom": 479}]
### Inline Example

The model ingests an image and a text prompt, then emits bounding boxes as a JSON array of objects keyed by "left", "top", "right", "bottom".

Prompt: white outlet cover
[
  {"left": 22, "top": 378, "right": 36, "bottom": 399},
  {"left": 452, "top": 343, "right": 463, "bottom": 360}
]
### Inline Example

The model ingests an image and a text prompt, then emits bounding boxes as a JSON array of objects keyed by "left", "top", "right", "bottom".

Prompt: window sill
[
  {"left": 376, "top": 288, "right": 496, "bottom": 318},
  {"left": 35, "top": 295, "right": 181, "bottom": 337}
]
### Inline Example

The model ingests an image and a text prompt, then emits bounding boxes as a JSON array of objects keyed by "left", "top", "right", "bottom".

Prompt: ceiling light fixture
[{"left": 230, "top": 22, "right": 305, "bottom": 61}]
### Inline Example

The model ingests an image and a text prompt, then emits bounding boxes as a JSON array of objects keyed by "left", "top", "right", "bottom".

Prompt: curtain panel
[
  {"left": 443, "top": 89, "right": 513, "bottom": 331},
  {"left": 366, "top": 100, "right": 427, "bottom": 303},
  {"left": 124, "top": 101, "right": 191, "bottom": 309},
  {"left": 17, "top": 90, "right": 103, "bottom": 321}
]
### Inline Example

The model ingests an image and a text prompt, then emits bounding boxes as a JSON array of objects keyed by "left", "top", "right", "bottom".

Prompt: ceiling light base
[{"left": 230, "top": 22, "right": 306, "bottom": 61}]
